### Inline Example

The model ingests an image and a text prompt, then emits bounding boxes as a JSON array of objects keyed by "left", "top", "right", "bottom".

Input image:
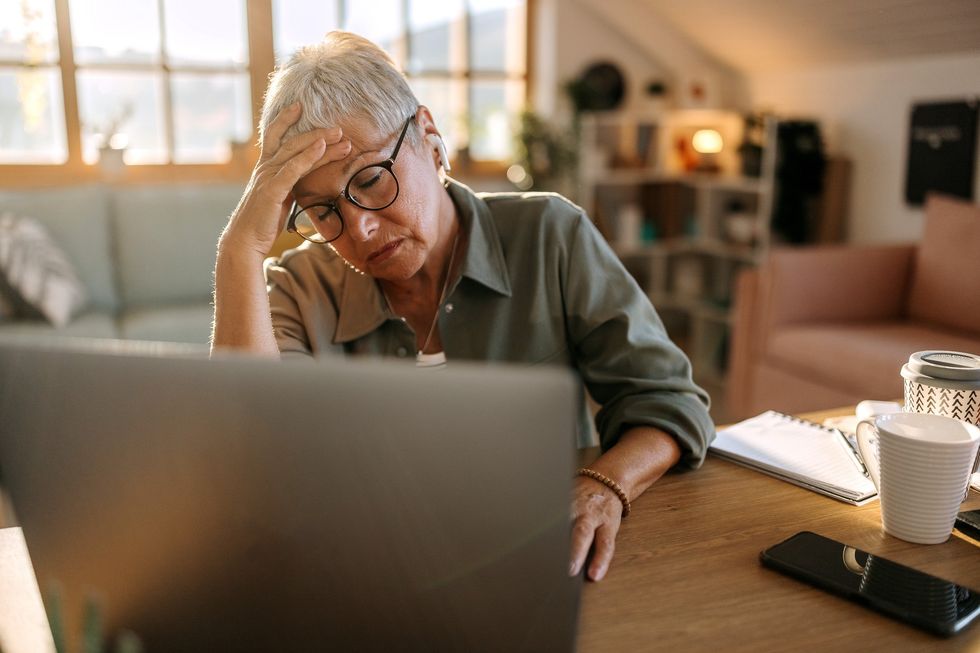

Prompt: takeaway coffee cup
[
  {"left": 856, "top": 412, "right": 980, "bottom": 544},
  {"left": 902, "top": 351, "right": 980, "bottom": 426}
]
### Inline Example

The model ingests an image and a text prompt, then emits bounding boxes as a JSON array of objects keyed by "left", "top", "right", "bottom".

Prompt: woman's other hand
[
  {"left": 567, "top": 427, "right": 683, "bottom": 582},
  {"left": 220, "top": 102, "right": 352, "bottom": 258},
  {"left": 569, "top": 476, "right": 623, "bottom": 582}
]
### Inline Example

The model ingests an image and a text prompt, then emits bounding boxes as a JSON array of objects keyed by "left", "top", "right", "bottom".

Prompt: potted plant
[{"left": 89, "top": 103, "right": 134, "bottom": 177}]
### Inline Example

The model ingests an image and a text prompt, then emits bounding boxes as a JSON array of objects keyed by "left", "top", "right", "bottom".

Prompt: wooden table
[{"left": 576, "top": 407, "right": 980, "bottom": 652}]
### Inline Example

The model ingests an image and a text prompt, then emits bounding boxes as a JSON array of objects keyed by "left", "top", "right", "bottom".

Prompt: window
[
  {"left": 71, "top": 0, "right": 252, "bottom": 164},
  {"left": 1, "top": 0, "right": 252, "bottom": 168},
  {"left": 0, "top": 0, "right": 67, "bottom": 163},
  {"left": 272, "top": 0, "right": 527, "bottom": 165},
  {"left": 0, "top": 0, "right": 528, "bottom": 176}
]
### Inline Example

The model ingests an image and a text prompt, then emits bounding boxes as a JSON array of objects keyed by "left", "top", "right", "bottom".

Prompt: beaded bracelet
[{"left": 576, "top": 467, "right": 631, "bottom": 518}]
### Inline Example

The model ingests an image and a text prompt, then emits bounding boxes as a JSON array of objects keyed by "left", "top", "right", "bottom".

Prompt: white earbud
[{"left": 426, "top": 134, "right": 452, "bottom": 173}]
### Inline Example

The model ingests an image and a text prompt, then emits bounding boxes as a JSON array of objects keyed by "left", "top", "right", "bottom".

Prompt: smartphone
[
  {"left": 956, "top": 509, "right": 980, "bottom": 541},
  {"left": 760, "top": 531, "right": 980, "bottom": 636}
]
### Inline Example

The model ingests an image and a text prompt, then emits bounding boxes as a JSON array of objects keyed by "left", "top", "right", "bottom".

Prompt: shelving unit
[{"left": 578, "top": 110, "right": 779, "bottom": 389}]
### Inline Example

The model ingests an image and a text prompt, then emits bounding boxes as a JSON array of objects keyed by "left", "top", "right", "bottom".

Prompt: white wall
[
  {"left": 747, "top": 52, "right": 980, "bottom": 244},
  {"left": 532, "top": 0, "right": 740, "bottom": 121}
]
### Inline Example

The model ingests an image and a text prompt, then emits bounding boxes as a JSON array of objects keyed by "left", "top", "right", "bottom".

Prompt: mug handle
[
  {"left": 855, "top": 419, "right": 882, "bottom": 493},
  {"left": 964, "top": 443, "right": 980, "bottom": 502}
]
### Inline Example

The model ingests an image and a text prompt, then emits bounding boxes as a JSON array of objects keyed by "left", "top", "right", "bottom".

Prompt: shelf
[
  {"left": 694, "top": 303, "right": 733, "bottom": 325},
  {"left": 684, "top": 174, "right": 767, "bottom": 193},
  {"left": 647, "top": 293, "right": 733, "bottom": 325},
  {"left": 612, "top": 238, "right": 761, "bottom": 263},
  {"left": 581, "top": 113, "right": 780, "bottom": 391},
  {"left": 591, "top": 169, "right": 766, "bottom": 192},
  {"left": 694, "top": 239, "right": 761, "bottom": 263},
  {"left": 591, "top": 168, "right": 676, "bottom": 185}
]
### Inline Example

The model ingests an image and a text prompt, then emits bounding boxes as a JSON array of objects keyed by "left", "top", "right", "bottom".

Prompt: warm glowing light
[
  {"left": 507, "top": 164, "right": 534, "bottom": 190},
  {"left": 506, "top": 164, "right": 526, "bottom": 184},
  {"left": 692, "top": 129, "right": 723, "bottom": 154}
]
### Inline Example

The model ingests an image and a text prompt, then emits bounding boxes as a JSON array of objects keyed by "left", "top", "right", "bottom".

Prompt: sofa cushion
[
  {"left": 766, "top": 320, "right": 980, "bottom": 399},
  {"left": 0, "top": 186, "right": 118, "bottom": 311},
  {"left": 907, "top": 194, "right": 980, "bottom": 335},
  {"left": 119, "top": 303, "right": 215, "bottom": 344},
  {"left": 113, "top": 184, "right": 242, "bottom": 306}
]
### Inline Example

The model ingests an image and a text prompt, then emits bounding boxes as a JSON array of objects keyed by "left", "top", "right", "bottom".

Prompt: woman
[{"left": 213, "top": 31, "right": 713, "bottom": 582}]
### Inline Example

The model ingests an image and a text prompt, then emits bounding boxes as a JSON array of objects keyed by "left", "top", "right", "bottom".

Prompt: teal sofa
[{"left": 0, "top": 184, "right": 243, "bottom": 344}]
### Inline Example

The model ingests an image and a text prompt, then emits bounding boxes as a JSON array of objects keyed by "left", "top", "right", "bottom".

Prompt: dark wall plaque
[{"left": 904, "top": 100, "right": 978, "bottom": 206}]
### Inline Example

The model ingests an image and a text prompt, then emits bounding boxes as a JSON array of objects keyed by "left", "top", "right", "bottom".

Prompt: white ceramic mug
[{"left": 856, "top": 412, "right": 980, "bottom": 544}]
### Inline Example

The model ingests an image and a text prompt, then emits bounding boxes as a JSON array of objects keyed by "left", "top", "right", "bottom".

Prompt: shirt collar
[
  {"left": 446, "top": 177, "right": 512, "bottom": 298},
  {"left": 332, "top": 176, "right": 512, "bottom": 344}
]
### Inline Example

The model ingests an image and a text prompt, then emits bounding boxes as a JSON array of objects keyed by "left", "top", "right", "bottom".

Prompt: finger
[
  {"left": 568, "top": 518, "right": 596, "bottom": 577},
  {"left": 268, "top": 127, "right": 344, "bottom": 166},
  {"left": 262, "top": 102, "right": 303, "bottom": 156},
  {"left": 307, "top": 138, "right": 352, "bottom": 173},
  {"left": 587, "top": 522, "right": 618, "bottom": 582},
  {"left": 269, "top": 138, "right": 328, "bottom": 195}
]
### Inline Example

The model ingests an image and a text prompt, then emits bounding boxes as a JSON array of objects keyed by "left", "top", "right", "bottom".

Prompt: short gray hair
[{"left": 260, "top": 31, "right": 421, "bottom": 146}]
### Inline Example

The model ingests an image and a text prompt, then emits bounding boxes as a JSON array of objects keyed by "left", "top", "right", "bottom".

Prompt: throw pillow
[{"left": 0, "top": 211, "right": 88, "bottom": 327}]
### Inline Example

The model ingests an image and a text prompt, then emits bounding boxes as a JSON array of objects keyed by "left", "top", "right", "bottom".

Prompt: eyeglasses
[{"left": 287, "top": 114, "right": 416, "bottom": 244}]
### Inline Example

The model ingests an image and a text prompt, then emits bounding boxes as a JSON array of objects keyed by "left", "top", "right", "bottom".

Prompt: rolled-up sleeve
[
  {"left": 264, "top": 258, "right": 316, "bottom": 358},
  {"left": 563, "top": 212, "right": 714, "bottom": 467}
]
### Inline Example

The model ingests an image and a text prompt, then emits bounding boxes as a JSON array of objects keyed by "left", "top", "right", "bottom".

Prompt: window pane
[
  {"left": 407, "top": 0, "right": 463, "bottom": 74},
  {"left": 0, "top": 0, "right": 59, "bottom": 64},
  {"left": 70, "top": 0, "right": 161, "bottom": 65},
  {"left": 469, "top": 0, "right": 525, "bottom": 74},
  {"left": 77, "top": 70, "right": 167, "bottom": 164},
  {"left": 272, "top": 0, "right": 339, "bottom": 64},
  {"left": 343, "top": 0, "right": 403, "bottom": 66},
  {"left": 469, "top": 79, "right": 522, "bottom": 161},
  {"left": 171, "top": 72, "right": 252, "bottom": 163},
  {"left": 164, "top": 0, "right": 248, "bottom": 67},
  {"left": 409, "top": 77, "right": 464, "bottom": 156},
  {"left": 0, "top": 67, "right": 67, "bottom": 163}
]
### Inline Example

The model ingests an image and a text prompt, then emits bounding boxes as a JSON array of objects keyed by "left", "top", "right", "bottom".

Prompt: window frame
[{"left": 0, "top": 0, "right": 531, "bottom": 186}]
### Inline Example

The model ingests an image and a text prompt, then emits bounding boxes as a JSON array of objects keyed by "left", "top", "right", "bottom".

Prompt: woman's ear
[
  {"left": 415, "top": 105, "right": 450, "bottom": 173},
  {"left": 426, "top": 134, "right": 452, "bottom": 172}
]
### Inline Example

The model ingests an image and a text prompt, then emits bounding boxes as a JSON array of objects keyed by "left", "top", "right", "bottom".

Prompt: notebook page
[{"left": 713, "top": 411, "right": 876, "bottom": 496}]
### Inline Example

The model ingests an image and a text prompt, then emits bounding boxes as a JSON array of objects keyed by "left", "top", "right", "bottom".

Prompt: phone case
[
  {"left": 956, "top": 509, "right": 980, "bottom": 541},
  {"left": 760, "top": 531, "right": 980, "bottom": 637}
]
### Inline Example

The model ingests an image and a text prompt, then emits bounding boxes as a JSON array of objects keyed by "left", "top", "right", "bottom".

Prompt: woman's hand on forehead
[{"left": 219, "top": 103, "right": 354, "bottom": 257}]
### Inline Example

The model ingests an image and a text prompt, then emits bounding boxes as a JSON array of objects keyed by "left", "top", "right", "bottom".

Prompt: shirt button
[
  {"left": 396, "top": 347, "right": 408, "bottom": 357},
  {"left": 400, "top": 316, "right": 407, "bottom": 323},
  {"left": 444, "top": 302, "right": 455, "bottom": 314}
]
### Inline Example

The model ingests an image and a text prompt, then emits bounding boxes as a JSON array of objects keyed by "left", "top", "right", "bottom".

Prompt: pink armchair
[{"left": 727, "top": 194, "right": 980, "bottom": 420}]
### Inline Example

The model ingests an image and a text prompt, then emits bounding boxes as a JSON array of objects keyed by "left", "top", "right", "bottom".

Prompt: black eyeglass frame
[{"left": 287, "top": 113, "right": 417, "bottom": 244}]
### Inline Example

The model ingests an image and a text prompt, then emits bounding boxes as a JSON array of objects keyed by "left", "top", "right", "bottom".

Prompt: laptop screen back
[{"left": 0, "top": 341, "right": 581, "bottom": 652}]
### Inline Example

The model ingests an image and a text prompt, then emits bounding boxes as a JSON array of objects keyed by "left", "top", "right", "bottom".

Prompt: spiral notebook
[{"left": 711, "top": 410, "right": 878, "bottom": 505}]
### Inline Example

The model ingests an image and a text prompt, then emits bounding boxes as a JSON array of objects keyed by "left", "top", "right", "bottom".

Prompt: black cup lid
[{"left": 907, "top": 351, "right": 980, "bottom": 381}]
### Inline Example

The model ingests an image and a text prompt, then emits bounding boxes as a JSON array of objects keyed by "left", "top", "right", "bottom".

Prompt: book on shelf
[{"left": 710, "top": 410, "right": 878, "bottom": 506}]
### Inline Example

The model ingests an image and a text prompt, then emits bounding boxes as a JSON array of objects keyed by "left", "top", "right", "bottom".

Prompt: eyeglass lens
[
  {"left": 291, "top": 205, "right": 342, "bottom": 243},
  {"left": 347, "top": 165, "right": 399, "bottom": 210}
]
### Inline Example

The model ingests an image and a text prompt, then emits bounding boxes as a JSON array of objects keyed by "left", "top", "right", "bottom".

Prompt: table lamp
[{"left": 692, "top": 128, "right": 723, "bottom": 172}]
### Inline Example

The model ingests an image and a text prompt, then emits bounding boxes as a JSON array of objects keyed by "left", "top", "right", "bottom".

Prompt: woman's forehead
[{"left": 292, "top": 141, "right": 387, "bottom": 200}]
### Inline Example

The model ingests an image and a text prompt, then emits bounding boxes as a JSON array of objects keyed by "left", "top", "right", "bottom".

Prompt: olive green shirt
[{"left": 265, "top": 178, "right": 713, "bottom": 465}]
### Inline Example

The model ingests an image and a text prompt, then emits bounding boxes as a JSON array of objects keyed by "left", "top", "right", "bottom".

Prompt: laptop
[{"left": 0, "top": 339, "right": 581, "bottom": 652}]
